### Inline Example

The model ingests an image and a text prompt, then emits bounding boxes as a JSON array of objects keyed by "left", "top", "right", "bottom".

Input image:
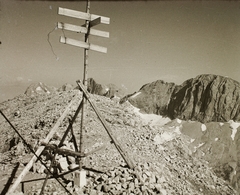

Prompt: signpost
[
  {"left": 58, "top": 7, "right": 110, "bottom": 24},
  {"left": 5, "top": 1, "right": 135, "bottom": 194},
  {"left": 59, "top": 36, "right": 107, "bottom": 53},
  {"left": 58, "top": 0, "right": 110, "bottom": 188},
  {"left": 57, "top": 22, "right": 109, "bottom": 38}
]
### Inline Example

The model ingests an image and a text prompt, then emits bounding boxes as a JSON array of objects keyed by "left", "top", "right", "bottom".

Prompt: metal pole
[{"left": 79, "top": 0, "right": 90, "bottom": 171}]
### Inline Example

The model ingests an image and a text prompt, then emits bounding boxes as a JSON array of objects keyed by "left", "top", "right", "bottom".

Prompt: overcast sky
[{"left": 0, "top": 0, "right": 240, "bottom": 102}]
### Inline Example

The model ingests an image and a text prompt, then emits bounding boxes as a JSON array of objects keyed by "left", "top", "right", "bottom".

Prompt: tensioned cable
[
  {"left": 0, "top": 110, "right": 72, "bottom": 195},
  {"left": 47, "top": 23, "right": 69, "bottom": 61}
]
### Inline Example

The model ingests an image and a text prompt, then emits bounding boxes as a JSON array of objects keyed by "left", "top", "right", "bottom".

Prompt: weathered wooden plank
[
  {"left": 57, "top": 22, "right": 109, "bottom": 38},
  {"left": 59, "top": 7, "right": 90, "bottom": 21},
  {"left": 89, "top": 44, "right": 107, "bottom": 53},
  {"left": 42, "top": 142, "right": 105, "bottom": 158},
  {"left": 76, "top": 80, "right": 135, "bottom": 169},
  {"left": 88, "top": 28, "right": 109, "bottom": 38},
  {"left": 91, "top": 13, "right": 110, "bottom": 25},
  {"left": 41, "top": 142, "right": 85, "bottom": 157},
  {"left": 58, "top": 99, "right": 83, "bottom": 148},
  {"left": 60, "top": 36, "right": 107, "bottom": 53},
  {"left": 58, "top": 7, "right": 110, "bottom": 24},
  {"left": 89, "top": 17, "right": 101, "bottom": 27},
  {"left": 58, "top": 22, "right": 87, "bottom": 33},
  {"left": 7, "top": 99, "right": 75, "bottom": 194},
  {"left": 89, "top": 28, "right": 109, "bottom": 38}
]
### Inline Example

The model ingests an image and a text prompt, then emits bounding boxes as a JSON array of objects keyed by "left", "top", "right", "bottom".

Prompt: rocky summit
[
  {"left": 24, "top": 82, "right": 57, "bottom": 97},
  {"left": 84, "top": 78, "right": 126, "bottom": 99},
  {"left": 121, "top": 74, "right": 240, "bottom": 123},
  {"left": 0, "top": 79, "right": 239, "bottom": 194}
]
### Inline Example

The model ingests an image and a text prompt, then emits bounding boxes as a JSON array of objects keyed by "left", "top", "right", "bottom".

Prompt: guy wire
[
  {"left": 0, "top": 110, "right": 72, "bottom": 195},
  {"left": 47, "top": 24, "right": 59, "bottom": 60}
]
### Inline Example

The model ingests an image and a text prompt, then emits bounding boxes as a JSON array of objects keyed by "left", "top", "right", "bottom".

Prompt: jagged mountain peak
[
  {"left": 24, "top": 82, "right": 57, "bottom": 96},
  {"left": 23, "top": 78, "right": 126, "bottom": 100},
  {"left": 121, "top": 74, "right": 240, "bottom": 123},
  {"left": 82, "top": 78, "right": 126, "bottom": 98},
  {"left": 169, "top": 74, "right": 240, "bottom": 122}
]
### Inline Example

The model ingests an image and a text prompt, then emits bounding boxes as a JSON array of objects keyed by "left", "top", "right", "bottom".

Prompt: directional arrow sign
[
  {"left": 58, "top": 7, "right": 110, "bottom": 24},
  {"left": 60, "top": 36, "right": 107, "bottom": 53},
  {"left": 57, "top": 22, "right": 109, "bottom": 38}
]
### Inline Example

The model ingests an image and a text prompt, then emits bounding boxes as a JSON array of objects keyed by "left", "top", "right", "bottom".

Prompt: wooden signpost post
[
  {"left": 58, "top": 0, "right": 109, "bottom": 183},
  {"left": 58, "top": 0, "right": 135, "bottom": 189}
]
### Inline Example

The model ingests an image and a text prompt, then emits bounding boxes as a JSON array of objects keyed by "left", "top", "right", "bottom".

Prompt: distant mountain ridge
[
  {"left": 86, "top": 78, "right": 126, "bottom": 98},
  {"left": 24, "top": 78, "right": 126, "bottom": 99},
  {"left": 120, "top": 74, "right": 240, "bottom": 123},
  {"left": 24, "top": 82, "right": 57, "bottom": 96}
]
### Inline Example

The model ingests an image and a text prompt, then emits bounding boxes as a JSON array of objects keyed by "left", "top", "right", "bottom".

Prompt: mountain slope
[
  {"left": 120, "top": 80, "right": 175, "bottom": 115},
  {"left": 168, "top": 74, "right": 240, "bottom": 122},
  {"left": 121, "top": 74, "right": 240, "bottom": 123},
  {"left": 0, "top": 86, "right": 237, "bottom": 194},
  {"left": 161, "top": 119, "right": 240, "bottom": 192}
]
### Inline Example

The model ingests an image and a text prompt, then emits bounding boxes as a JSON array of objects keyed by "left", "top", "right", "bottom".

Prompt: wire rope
[{"left": 0, "top": 110, "right": 73, "bottom": 195}]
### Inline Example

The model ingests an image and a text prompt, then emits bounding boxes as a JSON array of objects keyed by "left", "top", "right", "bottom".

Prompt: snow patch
[
  {"left": 219, "top": 122, "right": 224, "bottom": 126},
  {"left": 198, "top": 143, "right": 205, "bottom": 147},
  {"left": 36, "top": 86, "right": 42, "bottom": 91},
  {"left": 201, "top": 124, "right": 207, "bottom": 131},
  {"left": 154, "top": 132, "right": 174, "bottom": 145},
  {"left": 154, "top": 126, "right": 181, "bottom": 145},
  {"left": 229, "top": 120, "right": 240, "bottom": 141},
  {"left": 176, "top": 118, "right": 182, "bottom": 124},
  {"left": 130, "top": 92, "right": 141, "bottom": 99},
  {"left": 132, "top": 106, "right": 171, "bottom": 126},
  {"left": 190, "top": 139, "right": 195, "bottom": 143},
  {"left": 174, "top": 126, "right": 181, "bottom": 134}
]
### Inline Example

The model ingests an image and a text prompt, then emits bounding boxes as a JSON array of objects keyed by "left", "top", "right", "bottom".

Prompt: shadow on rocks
[{"left": 1, "top": 162, "right": 20, "bottom": 195}]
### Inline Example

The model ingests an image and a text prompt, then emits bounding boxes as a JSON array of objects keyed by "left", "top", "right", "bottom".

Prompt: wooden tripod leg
[
  {"left": 76, "top": 80, "right": 135, "bottom": 169},
  {"left": 70, "top": 120, "right": 78, "bottom": 152},
  {"left": 40, "top": 153, "right": 57, "bottom": 195},
  {"left": 58, "top": 100, "right": 83, "bottom": 147},
  {"left": 39, "top": 172, "right": 50, "bottom": 195}
]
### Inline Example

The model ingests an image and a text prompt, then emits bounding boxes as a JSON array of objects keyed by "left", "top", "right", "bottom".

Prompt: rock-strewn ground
[{"left": 0, "top": 87, "right": 237, "bottom": 194}]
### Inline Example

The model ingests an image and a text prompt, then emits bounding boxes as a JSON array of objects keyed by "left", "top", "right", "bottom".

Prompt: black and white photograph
[{"left": 0, "top": 0, "right": 240, "bottom": 194}]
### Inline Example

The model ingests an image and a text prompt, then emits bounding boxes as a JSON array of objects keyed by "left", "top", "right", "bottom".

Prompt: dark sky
[{"left": 1, "top": 0, "right": 240, "bottom": 102}]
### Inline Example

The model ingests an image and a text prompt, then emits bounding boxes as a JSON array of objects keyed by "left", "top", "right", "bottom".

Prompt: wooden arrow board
[
  {"left": 58, "top": 7, "right": 110, "bottom": 25},
  {"left": 57, "top": 22, "right": 109, "bottom": 38},
  {"left": 60, "top": 36, "right": 107, "bottom": 53}
]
